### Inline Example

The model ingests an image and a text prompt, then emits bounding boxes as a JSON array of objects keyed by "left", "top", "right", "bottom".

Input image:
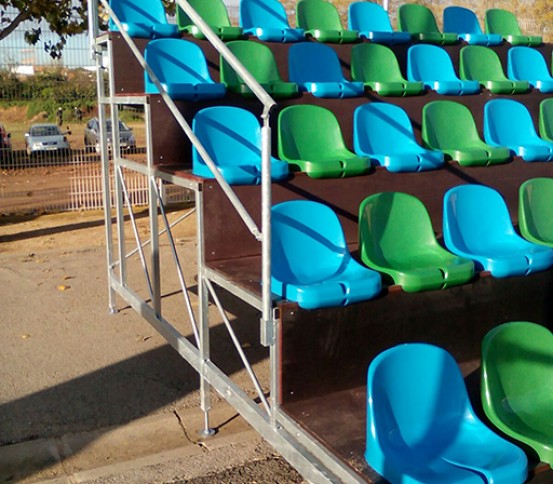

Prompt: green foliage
[{"left": 0, "top": 67, "right": 97, "bottom": 122}]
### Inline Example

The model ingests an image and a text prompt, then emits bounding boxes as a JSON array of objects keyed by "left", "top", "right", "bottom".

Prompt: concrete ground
[{"left": 0, "top": 209, "right": 303, "bottom": 483}]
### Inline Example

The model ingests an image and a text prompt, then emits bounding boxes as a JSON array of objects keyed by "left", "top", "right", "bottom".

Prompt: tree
[
  {"left": 0, "top": 0, "right": 89, "bottom": 59},
  {"left": 0, "top": 1, "right": 175, "bottom": 60}
]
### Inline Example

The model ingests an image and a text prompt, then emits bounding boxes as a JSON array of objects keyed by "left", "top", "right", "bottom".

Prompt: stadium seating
[
  {"left": 366, "top": 343, "right": 527, "bottom": 484},
  {"left": 108, "top": 0, "right": 179, "bottom": 38},
  {"left": 220, "top": 41, "right": 299, "bottom": 98},
  {"left": 143, "top": 39, "right": 226, "bottom": 100},
  {"left": 485, "top": 8, "right": 542, "bottom": 46},
  {"left": 353, "top": 103, "right": 442, "bottom": 172},
  {"left": 422, "top": 101, "right": 511, "bottom": 167},
  {"left": 239, "top": 0, "right": 304, "bottom": 42},
  {"left": 408, "top": 44, "right": 480, "bottom": 95},
  {"left": 278, "top": 104, "right": 371, "bottom": 178},
  {"left": 443, "top": 184, "right": 553, "bottom": 277},
  {"left": 347, "top": 1, "right": 411, "bottom": 44},
  {"left": 288, "top": 42, "right": 364, "bottom": 98},
  {"left": 508, "top": 46, "right": 553, "bottom": 93},
  {"left": 271, "top": 200, "right": 381, "bottom": 309},
  {"left": 358, "top": 192, "right": 474, "bottom": 292},
  {"left": 192, "top": 106, "right": 289, "bottom": 184},
  {"left": 443, "top": 6, "right": 502, "bottom": 46},
  {"left": 350, "top": 43, "right": 424, "bottom": 96},
  {"left": 482, "top": 321, "right": 553, "bottom": 466},
  {"left": 519, "top": 177, "right": 553, "bottom": 246},
  {"left": 459, "top": 45, "right": 529, "bottom": 94},
  {"left": 176, "top": 0, "right": 244, "bottom": 40},
  {"left": 398, "top": 3, "right": 458, "bottom": 44},
  {"left": 484, "top": 99, "right": 553, "bottom": 162},
  {"left": 296, "top": 0, "right": 358, "bottom": 43}
]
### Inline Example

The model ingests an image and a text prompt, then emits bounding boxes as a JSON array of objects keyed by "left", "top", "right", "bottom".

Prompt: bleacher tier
[{"left": 106, "top": 1, "right": 553, "bottom": 480}]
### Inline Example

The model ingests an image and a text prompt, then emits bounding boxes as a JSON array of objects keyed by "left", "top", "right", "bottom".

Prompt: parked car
[
  {"left": 25, "top": 123, "right": 71, "bottom": 157},
  {"left": 84, "top": 118, "right": 136, "bottom": 153},
  {"left": 0, "top": 124, "right": 12, "bottom": 162}
]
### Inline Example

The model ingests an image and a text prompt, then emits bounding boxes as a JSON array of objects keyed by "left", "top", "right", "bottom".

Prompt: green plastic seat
[
  {"left": 519, "top": 178, "right": 553, "bottom": 247},
  {"left": 481, "top": 321, "right": 553, "bottom": 465},
  {"left": 459, "top": 45, "right": 529, "bottom": 94},
  {"left": 350, "top": 43, "right": 424, "bottom": 96},
  {"left": 539, "top": 98, "right": 553, "bottom": 142},
  {"left": 176, "top": 0, "right": 244, "bottom": 40},
  {"left": 422, "top": 100, "right": 511, "bottom": 167},
  {"left": 398, "top": 3, "right": 458, "bottom": 45},
  {"left": 296, "top": 0, "right": 359, "bottom": 43},
  {"left": 359, "top": 192, "right": 474, "bottom": 292},
  {"left": 278, "top": 105, "right": 371, "bottom": 178},
  {"left": 220, "top": 41, "right": 298, "bottom": 99},
  {"left": 485, "top": 8, "right": 542, "bottom": 46}
]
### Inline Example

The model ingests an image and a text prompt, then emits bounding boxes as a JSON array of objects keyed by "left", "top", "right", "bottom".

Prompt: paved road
[{"left": 0, "top": 210, "right": 304, "bottom": 483}]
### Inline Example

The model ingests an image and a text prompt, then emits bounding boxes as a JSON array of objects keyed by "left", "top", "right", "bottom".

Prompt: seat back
[
  {"left": 221, "top": 40, "right": 284, "bottom": 86},
  {"left": 398, "top": 3, "right": 441, "bottom": 34},
  {"left": 359, "top": 192, "right": 441, "bottom": 267},
  {"left": 485, "top": 8, "right": 523, "bottom": 36},
  {"left": 192, "top": 106, "right": 262, "bottom": 169},
  {"left": 271, "top": 200, "right": 349, "bottom": 284},
  {"left": 288, "top": 42, "right": 345, "bottom": 83},
  {"left": 459, "top": 45, "right": 508, "bottom": 81},
  {"left": 367, "top": 343, "right": 472, "bottom": 454},
  {"left": 177, "top": 0, "right": 233, "bottom": 30},
  {"left": 109, "top": 0, "right": 168, "bottom": 31},
  {"left": 348, "top": 2, "right": 393, "bottom": 32},
  {"left": 482, "top": 322, "right": 553, "bottom": 434},
  {"left": 278, "top": 105, "right": 348, "bottom": 161},
  {"left": 144, "top": 38, "right": 214, "bottom": 88},
  {"left": 443, "top": 184, "right": 517, "bottom": 254},
  {"left": 407, "top": 44, "right": 459, "bottom": 82},
  {"left": 484, "top": 99, "right": 540, "bottom": 147},
  {"left": 519, "top": 177, "right": 553, "bottom": 245},
  {"left": 422, "top": 101, "right": 482, "bottom": 150},
  {"left": 539, "top": 98, "right": 553, "bottom": 141},
  {"left": 297, "top": 0, "right": 344, "bottom": 31},
  {"left": 351, "top": 43, "right": 404, "bottom": 83},
  {"left": 443, "top": 5, "right": 483, "bottom": 35},
  {"left": 508, "top": 46, "right": 551, "bottom": 81},
  {"left": 354, "top": 103, "right": 419, "bottom": 155},
  {"left": 240, "top": 0, "right": 291, "bottom": 30}
]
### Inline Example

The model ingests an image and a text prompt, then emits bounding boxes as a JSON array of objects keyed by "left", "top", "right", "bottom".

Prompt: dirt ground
[{"left": 0, "top": 208, "right": 303, "bottom": 482}]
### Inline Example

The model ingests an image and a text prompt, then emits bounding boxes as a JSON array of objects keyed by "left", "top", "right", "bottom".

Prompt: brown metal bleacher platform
[{"left": 114, "top": 31, "right": 553, "bottom": 482}]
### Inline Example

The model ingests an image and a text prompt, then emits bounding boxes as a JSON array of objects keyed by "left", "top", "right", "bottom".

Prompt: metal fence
[{"left": 0, "top": 8, "right": 193, "bottom": 216}]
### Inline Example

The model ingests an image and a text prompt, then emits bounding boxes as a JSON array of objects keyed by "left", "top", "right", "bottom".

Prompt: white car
[{"left": 25, "top": 123, "right": 71, "bottom": 157}]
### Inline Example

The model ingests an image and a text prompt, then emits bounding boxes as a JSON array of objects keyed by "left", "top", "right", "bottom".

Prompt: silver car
[
  {"left": 25, "top": 123, "right": 71, "bottom": 157},
  {"left": 84, "top": 118, "right": 136, "bottom": 153}
]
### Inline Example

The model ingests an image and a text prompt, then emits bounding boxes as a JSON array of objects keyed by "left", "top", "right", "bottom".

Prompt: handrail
[
  {"left": 175, "top": 0, "right": 277, "bottom": 118},
  {"left": 93, "top": 0, "right": 273, "bottom": 242}
]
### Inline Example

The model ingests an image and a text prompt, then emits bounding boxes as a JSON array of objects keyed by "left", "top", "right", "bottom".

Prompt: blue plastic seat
[
  {"left": 443, "top": 6, "right": 502, "bottom": 46},
  {"left": 484, "top": 99, "right": 553, "bottom": 162},
  {"left": 144, "top": 39, "right": 226, "bottom": 101},
  {"left": 192, "top": 107, "right": 289, "bottom": 185},
  {"left": 366, "top": 343, "right": 528, "bottom": 484},
  {"left": 508, "top": 46, "right": 553, "bottom": 93},
  {"left": 271, "top": 200, "right": 381, "bottom": 309},
  {"left": 354, "top": 103, "right": 444, "bottom": 173},
  {"left": 443, "top": 184, "right": 553, "bottom": 277},
  {"left": 347, "top": 2, "right": 411, "bottom": 44},
  {"left": 288, "top": 43, "right": 365, "bottom": 98},
  {"left": 239, "top": 0, "right": 304, "bottom": 42},
  {"left": 109, "top": 0, "right": 179, "bottom": 38},
  {"left": 407, "top": 44, "right": 480, "bottom": 95}
]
